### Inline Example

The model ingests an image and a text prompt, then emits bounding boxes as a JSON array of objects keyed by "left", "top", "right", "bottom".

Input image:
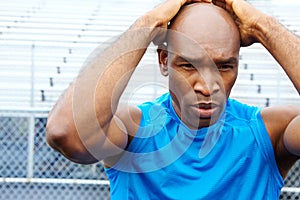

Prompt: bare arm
[
  {"left": 46, "top": 0, "right": 210, "bottom": 164},
  {"left": 253, "top": 12, "right": 300, "bottom": 92},
  {"left": 213, "top": 0, "right": 300, "bottom": 92}
]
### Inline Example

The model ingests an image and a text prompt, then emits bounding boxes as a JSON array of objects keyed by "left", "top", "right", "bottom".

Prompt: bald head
[{"left": 167, "top": 3, "right": 240, "bottom": 54}]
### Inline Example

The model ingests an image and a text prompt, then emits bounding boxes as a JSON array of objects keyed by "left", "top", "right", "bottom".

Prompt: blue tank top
[{"left": 104, "top": 93, "right": 283, "bottom": 199}]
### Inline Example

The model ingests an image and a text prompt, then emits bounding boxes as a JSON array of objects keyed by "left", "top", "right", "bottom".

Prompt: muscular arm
[
  {"left": 46, "top": 0, "right": 210, "bottom": 164},
  {"left": 46, "top": 20, "right": 152, "bottom": 164},
  {"left": 213, "top": 0, "right": 300, "bottom": 91}
]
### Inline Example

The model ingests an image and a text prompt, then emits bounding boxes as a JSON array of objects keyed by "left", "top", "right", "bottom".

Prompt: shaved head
[
  {"left": 157, "top": 3, "right": 241, "bottom": 128},
  {"left": 167, "top": 3, "right": 240, "bottom": 54}
]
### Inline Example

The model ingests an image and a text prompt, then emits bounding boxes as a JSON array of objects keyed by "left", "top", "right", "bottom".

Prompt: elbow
[
  {"left": 45, "top": 119, "right": 71, "bottom": 157},
  {"left": 45, "top": 120, "right": 67, "bottom": 153},
  {"left": 46, "top": 119, "right": 98, "bottom": 164}
]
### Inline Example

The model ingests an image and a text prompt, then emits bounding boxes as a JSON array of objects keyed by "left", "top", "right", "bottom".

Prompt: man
[{"left": 46, "top": 0, "right": 300, "bottom": 199}]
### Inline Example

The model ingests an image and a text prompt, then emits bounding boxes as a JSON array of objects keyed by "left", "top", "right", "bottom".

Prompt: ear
[{"left": 157, "top": 44, "right": 169, "bottom": 77}]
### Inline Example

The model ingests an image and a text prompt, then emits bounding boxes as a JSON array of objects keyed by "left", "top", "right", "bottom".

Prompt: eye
[
  {"left": 178, "top": 63, "right": 194, "bottom": 70},
  {"left": 218, "top": 65, "right": 233, "bottom": 71}
]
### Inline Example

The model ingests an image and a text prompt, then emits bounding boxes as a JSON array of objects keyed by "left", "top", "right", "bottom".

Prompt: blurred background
[{"left": 0, "top": 0, "right": 299, "bottom": 199}]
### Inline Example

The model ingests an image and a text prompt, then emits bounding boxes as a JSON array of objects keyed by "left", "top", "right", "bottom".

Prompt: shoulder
[
  {"left": 225, "top": 98, "right": 260, "bottom": 122},
  {"left": 115, "top": 104, "right": 142, "bottom": 140},
  {"left": 227, "top": 99, "right": 300, "bottom": 132},
  {"left": 104, "top": 94, "right": 170, "bottom": 167},
  {"left": 116, "top": 93, "right": 171, "bottom": 140}
]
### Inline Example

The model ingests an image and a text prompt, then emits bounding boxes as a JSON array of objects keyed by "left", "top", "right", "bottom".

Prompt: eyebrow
[
  {"left": 214, "top": 57, "right": 238, "bottom": 65},
  {"left": 173, "top": 54, "right": 238, "bottom": 65},
  {"left": 172, "top": 54, "right": 205, "bottom": 65}
]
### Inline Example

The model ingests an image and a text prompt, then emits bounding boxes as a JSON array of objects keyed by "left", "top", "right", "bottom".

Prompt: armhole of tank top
[{"left": 252, "top": 109, "right": 284, "bottom": 188}]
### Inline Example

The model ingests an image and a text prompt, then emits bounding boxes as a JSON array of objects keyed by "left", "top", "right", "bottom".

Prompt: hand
[
  {"left": 212, "top": 0, "right": 266, "bottom": 46},
  {"left": 150, "top": 0, "right": 212, "bottom": 45}
]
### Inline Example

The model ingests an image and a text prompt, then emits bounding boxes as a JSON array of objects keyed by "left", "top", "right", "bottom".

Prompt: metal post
[
  {"left": 27, "top": 114, "right": 35, "bottom": 178},
  {"left": 28, "top": 43, "right": 36, "bottom": 178}
]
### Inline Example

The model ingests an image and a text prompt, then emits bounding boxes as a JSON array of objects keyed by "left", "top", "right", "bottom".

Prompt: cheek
[
  {"left": 222, "top": 73, "right": 237, "bottom": 96},
  {"left": 169, "top": 68, "right": 182, "bottom": 88},
  {"left": 168, "top": 69, "right": 194, "bottom": 96}
]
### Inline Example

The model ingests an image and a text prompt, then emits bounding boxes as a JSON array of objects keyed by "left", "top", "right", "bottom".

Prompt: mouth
[{"left": 192, "top": 102, "right": 220, "bottom": 119}]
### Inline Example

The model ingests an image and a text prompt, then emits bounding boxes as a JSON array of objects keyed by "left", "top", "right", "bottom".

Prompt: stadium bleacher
[
  {"left": 0, "top": 0, "right": 162, "bottom": 109},
  {"left": 0, "top": 0, "right": 299, "bottom": 110}
]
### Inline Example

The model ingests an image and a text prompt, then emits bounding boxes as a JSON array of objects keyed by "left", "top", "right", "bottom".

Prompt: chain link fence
[
  {"left": 281, "top": 162, "right": 300, "bottom": 199},
  {"left": 0, "top": 110, "right": 110, "bottom": 199},
  {"left": 0, "top": 109, "right": 299, "bottom": 199}
]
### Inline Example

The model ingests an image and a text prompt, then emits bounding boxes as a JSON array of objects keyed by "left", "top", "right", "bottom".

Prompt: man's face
[
  {"left": 167, "top": 35, "right": 239, "bottom": 129},
  {"left": 160, "top": 3, "right": 240, "bottom": 129}
]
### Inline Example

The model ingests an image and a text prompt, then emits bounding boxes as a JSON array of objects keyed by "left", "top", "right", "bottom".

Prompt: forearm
[
  {"left": 254, "top": 15, "right": 300, "bottom": 92},
  {"left": 77, "top": 19, "right": 156, "bottom": 126}
]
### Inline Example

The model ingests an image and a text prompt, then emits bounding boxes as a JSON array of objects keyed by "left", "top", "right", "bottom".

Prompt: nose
[{"left": 193, "top": 69, "right": 220, "bottom": 97}]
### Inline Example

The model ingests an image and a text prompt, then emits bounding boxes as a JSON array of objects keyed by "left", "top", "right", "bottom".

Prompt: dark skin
[{"left": 46, "top": 0, "right": 300, "bottom": 181}]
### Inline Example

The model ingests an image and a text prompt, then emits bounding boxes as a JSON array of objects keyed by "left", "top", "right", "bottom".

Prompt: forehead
[{"left": 167, "top": 30, "right": 240, "bottom": 62}]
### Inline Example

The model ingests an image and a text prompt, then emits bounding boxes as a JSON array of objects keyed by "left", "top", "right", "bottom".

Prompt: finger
[
  {"left": 212, "top": 0, "right": 225, "bottom": 4},
  {"left": 184, "top": 0, "right": 212, "bottom": 5},
  {"left": 213, "top": 0, "right": 234, "bottom": 14},
  {"left": 212, "top": 0, "right": 226, "bottom": 10},
  {"left": 198, "top": 0, "right": 212, "bottom": 3}
]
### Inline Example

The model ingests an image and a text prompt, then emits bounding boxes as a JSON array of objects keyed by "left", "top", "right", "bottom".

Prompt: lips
[{"left": 192, "top": 102, "right": 220, "bottom": 118}]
